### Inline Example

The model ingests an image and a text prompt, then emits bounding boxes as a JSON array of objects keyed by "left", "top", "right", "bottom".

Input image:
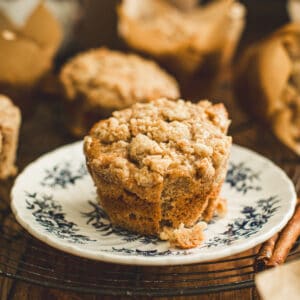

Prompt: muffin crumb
[
  {"left": 160, "top": 222, "right": 207, "bottom": 249},
  {"left": 216, "top": 198, "right": 227, "bottom": 217}
]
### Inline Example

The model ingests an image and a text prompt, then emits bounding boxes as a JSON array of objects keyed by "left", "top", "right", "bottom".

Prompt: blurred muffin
[
  {"left": 117, "top": 0, "right": 245, "bottom": 76},
  {"left": 60, "top": 47, "right": 180, "bottom": 137},
  {"left": 235, "top": 23, "right": 300, "bottom": 155},
  {"left": 169, "top": 0, "right": 198, "bottom": 11},
  {"left": 0, "top": 95, "right": 21, "bottom": 179},
  {"left": 84, "top": 98, "right": 231, "bottom": 248},
  {"left": 0, "top": 4, "right": 62, "bottom": 102}
]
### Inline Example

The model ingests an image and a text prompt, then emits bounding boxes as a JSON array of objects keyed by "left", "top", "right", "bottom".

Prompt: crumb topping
[
  {"left": 60, "top": 48, "right": 179, "bottom": 109},
  {"left": 216, "top": 197, "right": 227, "bottom": 217},
  {"left": 85, "top": 98, "right": 231, "bottom": 188},
  {"left": 160, "top": 222, "right": 207, "bottom": 249}
]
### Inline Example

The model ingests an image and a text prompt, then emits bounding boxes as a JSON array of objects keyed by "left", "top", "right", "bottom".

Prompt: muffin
[
  {"left": 0, "top": 3, "right": 62, "bottom": 104},
  {"left": 169, "top": 0, "right": 198, "bottom": 11},
  {"left": 60, "top": 48, "right": 180, "bottom": 137},
  {"left": 117, "top": 0, "right": 245, "bottom": 75},
  {"left": 0, "top": 95, "right": 21, "bottom": 179},
  {"left": 84, "top": 98, "right": 231, "bottom": 248},
  {"left": 235, "top": 23, "right": 300, "bottom": 155}
]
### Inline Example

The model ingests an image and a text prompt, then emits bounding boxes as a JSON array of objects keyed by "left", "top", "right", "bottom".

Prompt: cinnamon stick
[
  {"left": 255, "top": 199, "right": 300, "bottom": 270},
  {"left": 266, "top": 202, "right": 300, "bottom": 267},
  {"left": 255, "top": 233, "right": 279, "bottom": 271}
]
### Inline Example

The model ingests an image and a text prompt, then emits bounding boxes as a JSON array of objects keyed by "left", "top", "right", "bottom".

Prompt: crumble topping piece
[
  {"left": 160, "top": 222, "right": 207, "bottom": 249},
  {"left": 216, "top": 197, "right": 228, "bottom": 217}
]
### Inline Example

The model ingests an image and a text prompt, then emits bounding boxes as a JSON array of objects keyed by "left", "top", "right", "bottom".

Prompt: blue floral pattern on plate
[
  {"left": 204, "top": 196, "right": 280, "bottom": 247},
  {"left": 82, "top": 201, "right": 159, "bottom": 245},
  {"left": 11, "top": 142, "right": 296, "bottom": 265},
  {"left": 25, "top": 192, "right": 94, "bottom": 244},
  {"left": 41, "top": 162, "right": 88, "bottom": 189},
  {"left": 225, "top": 162, "right": 261, "bottom": 194}
]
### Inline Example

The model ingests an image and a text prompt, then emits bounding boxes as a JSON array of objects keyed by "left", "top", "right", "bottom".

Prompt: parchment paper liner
[
  {"left": 118, "top": 0, "right": 245, "bottom": 75},
  {"left": 235, "top": 23, "right": 300, "bottom": 156}
]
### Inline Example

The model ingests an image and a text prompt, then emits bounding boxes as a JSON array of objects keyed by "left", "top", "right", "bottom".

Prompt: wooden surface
[{"left": 0, "top": 1, "right": 299, "bottom": 299}]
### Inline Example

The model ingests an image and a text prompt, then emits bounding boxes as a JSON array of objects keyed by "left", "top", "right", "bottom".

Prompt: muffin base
[{"left": 95, "top": 178, "right": 225, "bottom": 236}]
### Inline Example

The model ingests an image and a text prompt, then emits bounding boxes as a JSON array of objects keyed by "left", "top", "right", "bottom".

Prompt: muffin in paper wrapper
[
  {"left": 235, "top": 23, "right": 300, "bottom": 156},
  {"left": 0, "top": 3, "right": 62, "bottom": 88},
  {"left": 169, "top": 0, "right": 198, "bottom": 11},
  {"left": 117, "top": 0, "right": 245, "bottom": 75}
]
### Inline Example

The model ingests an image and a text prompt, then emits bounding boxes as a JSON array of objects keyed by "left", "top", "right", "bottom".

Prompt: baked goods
[
  {"left": 60, "top": 47, "right": 180, "bottom": 137},
  {"left": 235, "top": 23, "right": 300, "bottom": 155},
  {"left": 84, "top": 98, "right": 231, "bottom": 248},
  {"left": 0, "top": 95, "right": 21, "bottom": 179},
  {"left": 160, "top": 222, "right": 207, "bottom": 249},
  {"left": 169, "top": 0, "right": 198, "bottom": 11},
  {"left": 0, "top": 3, "right": 62, "bottom": 96},
  {"left": 117, "top": 0, "right": 245, "bottom": 75}
]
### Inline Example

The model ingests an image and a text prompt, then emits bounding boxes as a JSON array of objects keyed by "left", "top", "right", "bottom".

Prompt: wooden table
[{"left": 1, "top": 1, "right": 299, "bottom": 299}]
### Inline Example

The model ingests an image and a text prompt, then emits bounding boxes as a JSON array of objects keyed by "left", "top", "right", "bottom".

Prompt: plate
[{"left": 11, "top": 142, "right": 296, "bottom": 266}]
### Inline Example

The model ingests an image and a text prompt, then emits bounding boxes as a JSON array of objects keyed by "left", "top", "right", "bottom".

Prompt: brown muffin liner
[
  {"left": 0, "top": 3, "right": 62, "bottom": 109},
  {"left": 234, "top": 22, "right": 300, "bottom": 156},
  {"left": 117, "top": 0, "right": 245, "bottom": 76}
]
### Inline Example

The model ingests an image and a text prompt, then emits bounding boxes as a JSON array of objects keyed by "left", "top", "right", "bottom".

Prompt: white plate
[{"left": 11, "top": 142, "right": 296, "bottom": 266}]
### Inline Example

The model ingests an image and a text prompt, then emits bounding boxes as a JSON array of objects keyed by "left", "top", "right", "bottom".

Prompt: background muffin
[
  {"left": 60, "top": 47, "right": 180, "bottom": 137},
  {"left": 0, "top": 95, "right": 21, "bottom": 179},
  {"left": 0, "top": 3, "right": 62, "bottom": 104},
  {"left": 117, "top": 0, "right": 245, "bottom": 76},
  {"left": 84, "top": 98, "right": 231, "bottom": 248},
  {"left": 234, "top": 23, "right": 300, "bottom": 156}
]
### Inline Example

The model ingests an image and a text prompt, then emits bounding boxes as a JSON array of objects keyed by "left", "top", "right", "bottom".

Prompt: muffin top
[
  {"left": 84, "top": 98, "right": 231, "bottom": 188},
  {"left": 60, "top": 48, "right": 179, "bottom": 109}
]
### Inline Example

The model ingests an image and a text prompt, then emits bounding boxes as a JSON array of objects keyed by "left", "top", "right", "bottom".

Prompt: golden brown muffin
[
  {"left": 0, "top": 4, "right": 62, "bottom": 94},
  {"left": 60, "top": 47, "right": 180, "bottom": 137},
  {"left": 84, "top": 98, "right": 231, "bottom": 248},
  {"left": 0, "top": 95, "right": 21, "bottom": 179},
  {"left": 117, "top": 0, "right": 245, "bottom": 75},
  {"left": 235, "top": 23, "right": 300, "bottom": 156}
]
